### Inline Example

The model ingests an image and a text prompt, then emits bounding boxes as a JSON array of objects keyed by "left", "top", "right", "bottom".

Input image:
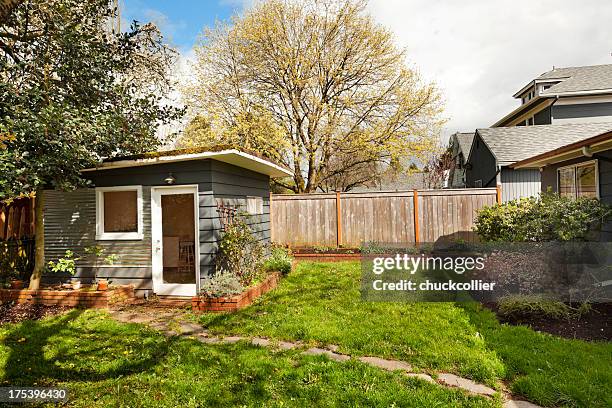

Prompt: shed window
[
  {"left": 96, "top": 186, "right": 143, "bottom": 240},
  {"left": 558, "top": 161, "right": 598, "bottom": 199},
  {"left": 246, "top": 196, "right": 263, "bottom": 215}
]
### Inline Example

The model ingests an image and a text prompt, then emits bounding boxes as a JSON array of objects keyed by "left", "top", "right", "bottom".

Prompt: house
[
  {"left": 511, "top": 129, "right": 612, "bottom": 239},
  {"left": 448, "top": 132, "right": 475, "bottom": 188},
  {"left": 466, "top": 122, "right": 612, "bottom": 202},
  {"left": 493, "top": 64, "right": 612, "bottom": 127},
  {"left": 42, "top": 148, "right": 292, "bottom": 298},
  {"left": 450, "top": 63, "right": 612, "bottom": 200}
]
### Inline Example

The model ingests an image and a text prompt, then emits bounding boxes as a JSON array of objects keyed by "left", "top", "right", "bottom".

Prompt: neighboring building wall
[
  {"left": 43, "top": 159, "right": 272, "bottom": 294},
  {"left": 552, "top": 102, "right": 612, "bottom": 124},
  {"left": 465, "top": 135, "right": 497, "bottom": 188},
  {"left": 534, "top": 106, "right": 551, "bottom": 125},
  {"left": 500, "top": 168, "right": 541, "bottom": 202},
  {"left": 540, "top": 149, "right": 612, "bottom": 239}
]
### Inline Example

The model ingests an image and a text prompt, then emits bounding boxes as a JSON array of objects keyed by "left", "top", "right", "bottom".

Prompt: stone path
[{"left": 109, "top": 308, "right": 542, "bottom": 408}]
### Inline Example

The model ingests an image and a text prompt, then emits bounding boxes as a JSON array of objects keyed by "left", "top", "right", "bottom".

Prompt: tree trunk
[{"left": 28, "top": 189, "right": 45, "bottom": 290}]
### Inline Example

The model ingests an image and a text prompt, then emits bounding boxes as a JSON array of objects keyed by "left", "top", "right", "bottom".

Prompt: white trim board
[{"left": 83, "top": 149, "right": 292, "bottom": 178}]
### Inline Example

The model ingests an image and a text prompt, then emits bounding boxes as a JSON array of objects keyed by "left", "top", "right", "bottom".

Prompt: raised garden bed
[
  {"left": 0, "top": 285, "right": 135, "bottom": 309},
  {"left": 192, "top": 272, "right": 281, "bottom": 312},
  {"left": 291, "top": 247, "right": 361, "bottom": 262}
]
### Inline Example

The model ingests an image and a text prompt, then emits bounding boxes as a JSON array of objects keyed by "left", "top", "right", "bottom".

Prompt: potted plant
[{"left": 48, "top": 250, "right": 80, "bottom": 290}]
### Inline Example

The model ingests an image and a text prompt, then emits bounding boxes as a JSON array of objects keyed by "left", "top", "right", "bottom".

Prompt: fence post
[
  {"left": 496, "top": 185, "right": 502, "bottom": 204},
  {"left": 413, "top": 190, "right": 419, "bottom": 244},
  {"left": 269, "top": 193, "right": 274, "bottom": 242},
  {"left": 336, "top": 191, "right": 342, "bottom": 247}
]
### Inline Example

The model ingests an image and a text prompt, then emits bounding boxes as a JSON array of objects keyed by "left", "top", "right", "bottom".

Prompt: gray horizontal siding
[
  {"left": 552, "top": 102, "right": 612, "bottom": 123},
  {"left": 44, "top": 188, "right": 152, "bottom": 267}
]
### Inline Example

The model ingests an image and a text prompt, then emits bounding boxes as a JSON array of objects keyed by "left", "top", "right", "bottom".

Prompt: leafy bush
[
  {"left": 48, "top": 250, "right": 79, "bottom": 275},
  {"left": 264, "top": 246, "right": 293, "bottom": 275},
  {"left": 200, "top": 269, "right": 244, "bottom": 298},
  {"left": 216, "top": 214, "right": 264, "bottom": 285},
  {"left": 497, "top": 295, "right": 573, "bottom": 321},
  {"left": 474, "top": 191, "right": 612, "bottom": 242}
]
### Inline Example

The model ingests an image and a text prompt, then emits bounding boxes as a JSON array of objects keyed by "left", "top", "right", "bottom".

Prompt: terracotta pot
[
  {"left": 96, "top": 279, "right": 109, "bottom": 291},
  {"left": 71, "top": 281, "right": 82, "bottom": 290},
  {"left": 10, "top": 280, "right": 24, "bottom": 290}
]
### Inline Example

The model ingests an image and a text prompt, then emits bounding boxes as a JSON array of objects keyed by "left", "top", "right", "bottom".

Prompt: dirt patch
[
  {"left": 491, "top": 303, "right": 612, "bottom": 341},
  {"left": 0, "top": 302, "right": 71, "bottom": 325}
]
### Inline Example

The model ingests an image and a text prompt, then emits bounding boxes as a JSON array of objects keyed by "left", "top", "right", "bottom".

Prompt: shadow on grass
[{"left": 1, "top": 309, "right": 175, "bottom": 386}]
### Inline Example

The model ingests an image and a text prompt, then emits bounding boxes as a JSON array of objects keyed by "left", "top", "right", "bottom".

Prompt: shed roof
[
  {"left": 476, "top": 122, "right": 612, "bottom": 166},
  {"left": 83, "top": 148, "right": 293, "bottom": 178}
]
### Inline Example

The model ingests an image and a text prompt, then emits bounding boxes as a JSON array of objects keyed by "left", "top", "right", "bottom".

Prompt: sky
[{"left": 123, "top": 0, "right": 612, "bottom": 143}]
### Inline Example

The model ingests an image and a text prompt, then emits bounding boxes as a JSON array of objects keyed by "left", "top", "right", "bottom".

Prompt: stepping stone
[
  {"left": 327, "top": 344, "right": 339, "bottom": 352},
  {"left": 178, "top": 323, "right": 203, "bottom": 335},
  {"left": 276, "top": 341, "right": 300, "bottom": 350},
  {"left": 503, "top": 401, "right": 543, "bottom": 408},
  {"left": 129, "top": 314, "right": 156, "bottom": 324},
  {"left": 198, "top": 336, "right": 222, "bottom": 344},
  {"left": 251, "top": 337, "right": 271, "bottom": 347},
  {"left": 358, "top": 356, "right": 412, "bottom": 372},
  {"left": 406, "top": 373, "right": 435, "bottom": 383},
  {"left": 222, "top": 336, "right": 244, "bottom": 344},
  {"left": 303, "top": 347, "right": 350, "bottom": 362},
  {"left": 437, "top": 373, "right": 496, "bottom": 396}
]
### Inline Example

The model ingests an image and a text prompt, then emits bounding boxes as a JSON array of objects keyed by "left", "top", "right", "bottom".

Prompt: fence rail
[{"left": 270, "top": 188, "right": 499, "bottom": 247}]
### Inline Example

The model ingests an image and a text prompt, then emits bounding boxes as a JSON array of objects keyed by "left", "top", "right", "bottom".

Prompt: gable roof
[
  {"left": 453, "top": 132, "right": 475, "bottom": 160},
  {"left": 83, "top": 148, "right": 293, "bottom": 178},
  {"left": 476, "top": 122, "right": 612, "bottom": 166},
  {"left": 538, "top": 64, "right": 612, "bottom": 95}
]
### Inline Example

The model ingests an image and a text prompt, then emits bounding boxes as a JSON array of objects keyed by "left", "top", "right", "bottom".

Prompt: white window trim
[
  {"left": 557, "top": 160, "right": 599, "bottom": 199},
  {"left": 95, "top": 186, "right": 144, "bottom": 240}
]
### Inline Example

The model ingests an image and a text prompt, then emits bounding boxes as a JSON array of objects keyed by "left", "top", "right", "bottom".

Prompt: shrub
[
  {"left": 264, "top": 246, "right": 293, "bottom": 275},
  {"left": 216, "top": 214, "right": 264, "bottom": 285},
  {"left": 48, "top": 250, "right": 79, "bottom": 275},
  {"left": 474, "top": 191, "right": 612, "bottom": 242},
  {"left": 200, "top": 269, "right": 244, "bottom": 298},
  {"left": 497, "top": 295, "right": 572, "bottom": 321}
]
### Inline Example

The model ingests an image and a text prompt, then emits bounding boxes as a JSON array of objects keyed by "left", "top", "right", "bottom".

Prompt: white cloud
[{"left": 367, "top": 0, "right": 612, "bottom": 142}]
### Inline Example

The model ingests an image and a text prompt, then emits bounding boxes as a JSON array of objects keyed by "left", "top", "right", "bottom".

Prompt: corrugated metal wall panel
[{"left": 500, "top": 168, "right": 541, "bottom": 202}]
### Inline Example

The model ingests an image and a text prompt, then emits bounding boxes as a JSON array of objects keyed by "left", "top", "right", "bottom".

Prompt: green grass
[
  {"left": 0, "top": 310, "right": 497, "bottom": 407},
  {"left": 196, "top": 261, "right": 612, "bottom": 408}
]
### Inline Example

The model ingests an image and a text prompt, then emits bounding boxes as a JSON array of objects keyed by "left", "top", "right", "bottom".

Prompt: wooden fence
[
  {"left": 0, "top": 197, "right": 36, "bottom": 241},
  {"left": 270, "top": 188, "right": 500, "bottom": 247}
]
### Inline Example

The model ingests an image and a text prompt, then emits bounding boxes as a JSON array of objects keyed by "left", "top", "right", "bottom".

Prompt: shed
[{"left": 43, "top": 148, "right": 292, "bottom": 297}]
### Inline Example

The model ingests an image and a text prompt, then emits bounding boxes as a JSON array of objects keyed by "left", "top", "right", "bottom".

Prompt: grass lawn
[
  {"left": 0, "top": 310, "right": 497, "bottom": 407},
  {"left": 196, "top": 261, "right": 612, "bottom": 408}
]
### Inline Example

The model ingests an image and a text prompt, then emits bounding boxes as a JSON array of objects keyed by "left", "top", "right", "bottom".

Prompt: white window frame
[
  {"left": 246, "top": 196, "right": 264, "bottom": 215},
  {"left": 557, "top": 160, "right": 599, "bottom": 199},
  {"left": 95, "top": 186, "right": 144, "bottom": 240}
]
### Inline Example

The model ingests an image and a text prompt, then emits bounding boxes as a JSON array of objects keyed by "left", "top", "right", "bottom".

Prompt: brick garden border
[
  {"left": 192, "top": 272, "right": 281, "bottom": 312},
  {"left": 0, "top": 285, "right": 135, "bottom": 308}
]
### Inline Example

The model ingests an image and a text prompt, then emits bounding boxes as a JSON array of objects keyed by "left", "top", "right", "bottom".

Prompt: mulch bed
[
  {"left": 292, "top": 247, "right": 360, "bottom": 255},
  {"left": 491, "top": 303, "right": 612, "bottom": 342},
  {"left": 0, "top": 302, "right": 71, "bottom": 325}
]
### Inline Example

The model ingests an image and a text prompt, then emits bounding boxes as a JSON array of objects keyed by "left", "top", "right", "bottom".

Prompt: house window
[
  {"left": 246, "top": 196, "right": 263, "bottom": 215},
  {"left": 558, "top": 161, "right": 598, "bottom": 199},
  {"left": 96, "top": 186, "right": 143, "bottom": 240}
]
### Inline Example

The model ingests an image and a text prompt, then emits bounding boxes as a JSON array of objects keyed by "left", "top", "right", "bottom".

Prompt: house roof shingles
[
  {"left": 538, "top": 64, "right": 612, "bottom": 95},
  {"left": 454, "top": 132, "right": 475, "bottom": 158},
  {"left": 476, "top": 122, "right": 612, "bottom": 166}
]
